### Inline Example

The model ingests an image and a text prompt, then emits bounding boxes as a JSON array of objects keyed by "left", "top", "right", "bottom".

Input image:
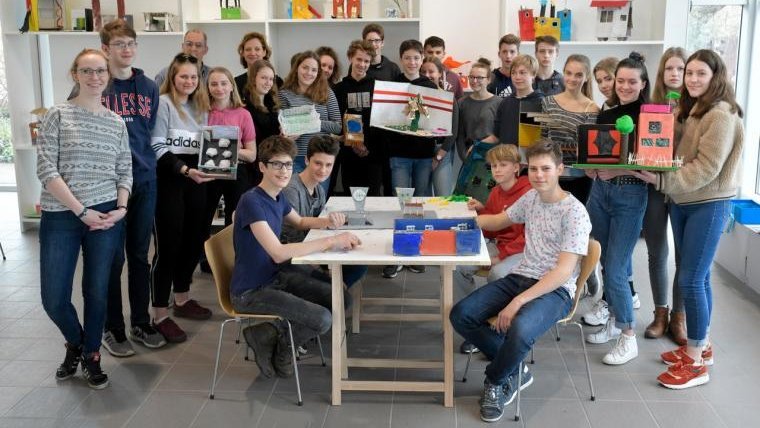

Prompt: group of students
[{"left": 34, "top": 16, "right": 742, "bottom": 425}]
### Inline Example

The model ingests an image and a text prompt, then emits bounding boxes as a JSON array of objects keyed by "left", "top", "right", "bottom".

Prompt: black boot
[
  {"left": 273, "top": 336, "right": 295, "bottom": 378},
  {"left": 243, "top": 323, "right": 278, "bottom": 378},
  {"left": 81, "top": 351, "right": 109, "bottom": 389},
  {"left": 55, "top": 343, "right": 82, "bottom": 381}
]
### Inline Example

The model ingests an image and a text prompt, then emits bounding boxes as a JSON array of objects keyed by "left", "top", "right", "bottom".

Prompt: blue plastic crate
[
  {"left": 392, "top": 218, "right": 482, "bottom": 256},
  {"left": 732, "top": 199, "right": 760, "bottom": 224}
]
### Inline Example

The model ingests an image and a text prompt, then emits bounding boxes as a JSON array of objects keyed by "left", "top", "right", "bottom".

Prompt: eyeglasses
[
  {"left": 109, "top": 41, "right": 138, "bottom": 50},
  {"left": 174, "top": 53, "right": 199, "bottom": 63},
  {"left": 366, "top": 38, "right": 383, "bottom": 44},
  {"left": 265, "top": 160, "right": 294, "bottom": 171},
  {"left": 183, "top": 41, "right": 206, "bottom": 49},
  {"left": 468, "top": 75, "right": 488, "bottom": 81},
  {"left": 78, "top": 68, "right": 108, "bottom": 77}
]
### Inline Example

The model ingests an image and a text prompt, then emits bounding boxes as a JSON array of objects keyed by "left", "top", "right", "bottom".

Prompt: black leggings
[{"left": 151, "top": 173, "right": 207, "bottom": 308}]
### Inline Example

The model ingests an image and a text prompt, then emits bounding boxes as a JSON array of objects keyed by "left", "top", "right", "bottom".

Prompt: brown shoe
[
  {"left": 645, "top": 307, "right": 669, "bottom": 339},
  {"left": 668, "top": 311, "right": 687, "bottom": 346},
  {"left": 153, "top": 317, "right": 187, "bottom": 343}
]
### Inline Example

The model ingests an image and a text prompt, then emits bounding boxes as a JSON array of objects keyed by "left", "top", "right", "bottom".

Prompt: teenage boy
[
  {"left": 533, "top": 35, "right": 564, "bottom": 96},
  {"left": 423, "top": 36, "right": 463, "bottom": 99},
  {"left": 97, "top": 19, "right": 166, "bottom": 357},
  {"left": 450, "top": 139, "right": 591, "bottom": 423},
  {"left": 231, "top": 135, "right": 360, "bottom": 378},
  {"left": 281, "top": 136, "right": 369, "bottom": 288},
  {"left": 154, "top": 29, "right": 211, "bottom": 89},
  {"left": 381, "top": 39, "right": 438, "bottom": 279},
  {"left": 362, "top": 23, "right": 401, "bottom": 81},
  {"left": 487, "top": 34, "right": 520, "bottom": 98},
  {"left": 484, "top": 55, "right": 545, "bottom": 146},
  {"left": 333, "top": 40, "right": 383, "bottom": 196}
]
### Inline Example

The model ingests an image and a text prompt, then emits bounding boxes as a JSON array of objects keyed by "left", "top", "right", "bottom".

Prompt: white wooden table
[{"left": 292, "top": 197, "right": 490, "bottom": 407}]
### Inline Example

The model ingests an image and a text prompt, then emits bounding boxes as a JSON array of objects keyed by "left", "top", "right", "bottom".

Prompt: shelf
[
  {"left": 520, "top": 40, "right": 665, "bottom": 46},
  {"left": 5, "top": 31, "right": 183, "bottom": 36},
  {"left": 22, "top": 216, "right": 41, "bottom": 223},
  {"left": 185, "top": 19, "right": 266, "bottom": 25},
  {"left": 267, "top": 18, "right": 420, "bottom": 24}
]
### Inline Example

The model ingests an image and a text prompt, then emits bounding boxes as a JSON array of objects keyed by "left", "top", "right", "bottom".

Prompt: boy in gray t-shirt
[{"left": 450, "top": 139, "right": 590, "bottom": 423}]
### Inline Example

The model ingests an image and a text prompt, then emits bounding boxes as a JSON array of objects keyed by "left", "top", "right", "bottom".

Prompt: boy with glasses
[
  {"left": 97, "top": 19, "right": 166, "bottom": 357},
  {"left": 154, "top": 29, "right": 211, "bottom": 89},
  {"left": 231, "top": 135, "right": 360, "bottom": 378},
  {"left": 361, "top": 23, "right": 401, "bottom": 81}
]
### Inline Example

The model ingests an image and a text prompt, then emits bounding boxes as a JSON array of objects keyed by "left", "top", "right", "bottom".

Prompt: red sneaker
[
  {"left": 658, "top": 361, "right": 709, "bottom": 390},
  {"left": 173, "top": 299, "right": 212, "bottom": 320},
  {"left": 660, "top": 345, "right": 713, "bottom": 366},
  {"left": 153, "top": 317, "right": 187, "bottom": 343}
]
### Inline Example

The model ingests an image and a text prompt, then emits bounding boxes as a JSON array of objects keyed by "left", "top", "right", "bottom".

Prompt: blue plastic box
[
  {"left": 392, "top": 218, "right": 482, "bottom": 256},
  {"left": 732, "top": 199, "right": 760, "bottom": 224}
]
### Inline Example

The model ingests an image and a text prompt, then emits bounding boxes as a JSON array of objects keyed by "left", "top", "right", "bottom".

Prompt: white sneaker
[
  {"left": 602, "top": 333, "right": 638, "bottom": 365},
  {"left": 586, "top": 317, "right": 621, "bottom": 344},
  {"left": 581, "top": 299, "right": 609, "bottom": 326},
  {"left": 632, "top": 293, "right": 641, "bottom": 310}
]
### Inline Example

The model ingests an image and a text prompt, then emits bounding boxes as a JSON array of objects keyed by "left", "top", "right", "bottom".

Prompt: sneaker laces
[
  {"left": 591, "top": 300, "right": 608, "bottom": 317},
  {"left": 609, "top": 335, "right": 632, "bottom": 358},
  {"left": 482, "top": 383, "right": 501, "bottom": 408}
]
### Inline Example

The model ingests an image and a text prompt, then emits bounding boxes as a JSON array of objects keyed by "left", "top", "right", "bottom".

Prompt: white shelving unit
[{"left": 2, "top": 0, "right": 686, "bottom": 231}]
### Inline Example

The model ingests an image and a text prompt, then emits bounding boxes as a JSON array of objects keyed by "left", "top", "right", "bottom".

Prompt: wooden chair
[
  {"left": 461, "top": 238, "right": 601, "bottom": 420},
  {"left": 205, "top": 224, "right": 321, "bottom": 406}
]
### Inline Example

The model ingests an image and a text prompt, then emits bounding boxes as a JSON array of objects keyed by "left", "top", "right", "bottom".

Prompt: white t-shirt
[{"left": 507, "top": 189, "right": 591, "bottom": 297}]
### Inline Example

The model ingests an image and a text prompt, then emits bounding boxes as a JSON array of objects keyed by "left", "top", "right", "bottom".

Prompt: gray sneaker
[
  {"left": 130, "top": 324, "right": 167, "bottom": 349},
  {"left": 480, "top": 380, "right": 508, "bottom": 422},
  {"left": 102, "top": 329, "right": 135, "bottom": 357}
]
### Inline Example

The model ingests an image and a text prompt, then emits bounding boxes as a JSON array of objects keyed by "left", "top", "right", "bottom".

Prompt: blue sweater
[{"left": 101, "top": 68, "right": 160, "bottom": 184}]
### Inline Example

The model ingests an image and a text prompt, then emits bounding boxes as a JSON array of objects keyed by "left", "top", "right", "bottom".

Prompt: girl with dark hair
[
  {"left": 316, "top": 46, "right": 342, "bottom": 88},
  {"left": 584, "top": 52, "right": 651, "bottom": 366},
  {"left": 634, "top": 49, "right": 743, "bottom": 389}
]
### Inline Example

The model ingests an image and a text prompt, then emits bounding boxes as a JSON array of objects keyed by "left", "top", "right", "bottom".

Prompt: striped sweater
[
  {"left": 37, "top": 102, "right": 132, "bottom": 211},
  {"left": 541, "top": 95, "right": 598, "bottom": 165},
  {"left": 278, "top": 89, "right": 341, "bottom": 157}
]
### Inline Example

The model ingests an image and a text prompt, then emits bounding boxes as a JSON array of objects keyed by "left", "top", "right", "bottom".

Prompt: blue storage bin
[
  {"left": 392, "top": 218, "right": 482, "bottom": 256},
  {"left": 732, "top": 199, "right": 760, "bottom": 224}
]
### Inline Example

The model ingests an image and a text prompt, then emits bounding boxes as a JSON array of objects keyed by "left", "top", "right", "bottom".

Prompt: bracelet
[
  {"left": 77, "top": 207, "right": 88, "bottom": 218},
  {"left": 117, "top": 205, "right": 128, "bottom": 212}
]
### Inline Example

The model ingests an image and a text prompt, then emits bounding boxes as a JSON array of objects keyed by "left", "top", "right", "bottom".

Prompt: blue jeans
[
  {"left": 231, "top": 264, "right": 348, "bottom": 346},
  {"left": 587, "top": 180, "right": 647, "bottom": 330},
  {"left": 450, "top": 274, "right": 572, "bottom": 385},
  {"left": 40, "top": 201, "right": 123, "bottom": 354},
  {"left": 432, "top": 148, "right": 453, "bottom": 196},
  {"left": 107, "top": 180, "right": 156, "bottom": 331},
  {"left": 670, "top": 199, "right": 730, "bottom": 348},
  {"left": 390, "top": 157, "right": 433, "bottom": 197}
]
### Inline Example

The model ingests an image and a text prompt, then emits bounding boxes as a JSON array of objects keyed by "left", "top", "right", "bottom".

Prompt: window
[
  {"left": 687, "top": 3, "right": 743, "bottom": 86},
  {"left": 0, "top": 17, "right": 17, "bottom": 190},
  {"left": 601, "top": 10, "right": 613, "bottom": 23}
]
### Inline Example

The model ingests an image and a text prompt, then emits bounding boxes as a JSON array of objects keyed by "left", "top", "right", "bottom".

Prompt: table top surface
[{"left": 292, "top": 197, "right": 490, "bottom": 266}]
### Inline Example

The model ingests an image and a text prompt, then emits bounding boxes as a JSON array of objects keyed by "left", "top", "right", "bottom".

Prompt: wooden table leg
[
  {"left": 442, "top": 265, "right": 454, "bottom": 407},
  {"left": 331, "top": 263, "right": 344, "bottom": 405}
]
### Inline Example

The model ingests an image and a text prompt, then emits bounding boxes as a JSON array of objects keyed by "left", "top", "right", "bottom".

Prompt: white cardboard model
[
  {"left": 590, "top": 0, "right": 633, "bottom": 41},
  {"left": 369, "top": 81, "right": 454, "bottom": 137}
]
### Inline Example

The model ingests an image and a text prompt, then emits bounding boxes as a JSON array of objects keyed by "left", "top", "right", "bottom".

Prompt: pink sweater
[{"left": 208, "top": 106, "right": 256, "bottom": 149}]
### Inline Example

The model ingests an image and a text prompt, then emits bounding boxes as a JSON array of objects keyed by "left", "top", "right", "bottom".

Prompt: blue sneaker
[{"left": 480, "top": 380, "right": 509, "bottom": 422}]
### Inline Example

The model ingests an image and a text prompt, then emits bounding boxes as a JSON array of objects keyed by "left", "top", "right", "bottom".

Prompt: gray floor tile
[
  {"left": 583, "top": 400, "right": 658, "bottom": 428},
  {"left": 15, "top": 338, "right": 68, "bottom": 361},
  {"left": 108, "top": 362, "right": 172, "bottom": 391},
  {"left": 518, "top": 398, "right": 591, "bottom": 427},
  {"left": 0, "top": 386, "right": 33, "bottom": 416},
  {"left": 0, "top": 338, "right": 35, "bottom": 360},
  {"left": 0, "top": 302, "right": 37, "bottom": 318},
  {"left": 5, "top": 385, "right": 91, "bottom": 418},
  {"left": 392, "top": 399, "right": 456, "bottom": 427},
  {"left": 0, "top": 417, "right": 59, "bottom": 428},
  {"left": 711, "top": 402, "right": 760, "bottom": 428},
  {"left": 520, "top": 370, "right": 579, "bottom": 400},
  {"left": 570, "top": 371, "right": 640, "bottom": 401},
  {"left": 155, "top": 364, "right": 222, "bottom": 392},
  {"left": 255, "top": 392, "right": 329, "bottom": 428},
  {"left": 124, "top": 391, "right": 207, "bottom": 428},
  {"left": 0, "top": 360, "right": 55, "bottom": 387},
  {"left": 190, "top": 390, "right": 271, "bottom": 428},
  {"left": 647, "top": 401, "right": 725, "bottom": 428},
  {"left": 65, "top": 386, "right": 147, "bottom": 425},
  {"left": 322, "top": 393, "right": 392, "bottom": 428}
]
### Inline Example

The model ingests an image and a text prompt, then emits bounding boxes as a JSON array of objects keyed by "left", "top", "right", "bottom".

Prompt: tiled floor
[{"left": 1, "top": 191, "right": 760, "bottom": 427}]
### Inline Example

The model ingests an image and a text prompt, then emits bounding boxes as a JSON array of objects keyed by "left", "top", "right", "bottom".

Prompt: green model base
[{"left": 572, "top": 163, "right": 678, "bottom": 171}]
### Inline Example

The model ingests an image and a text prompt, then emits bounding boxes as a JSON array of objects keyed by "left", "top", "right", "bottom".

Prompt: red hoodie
[{"left": 479, "top": 175, "right": 532, "bottom": 260}]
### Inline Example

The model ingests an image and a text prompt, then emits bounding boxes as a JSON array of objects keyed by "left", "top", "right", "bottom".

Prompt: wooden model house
[{"left": 590, "top": 0, "right": 633, "bottom": 41}]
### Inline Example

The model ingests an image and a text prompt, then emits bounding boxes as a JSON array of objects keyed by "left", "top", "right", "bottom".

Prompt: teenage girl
[
  {"left": 420, "top": 56, "right": 455, "bottom": 196},
  {"left": 150, "top": 53, "right": 213, "bottom": 343},
  {"left": 643, "top": 47, "right": 690, "bottom": 344},
  {"left": 243, "top": 60, "right": 281, "bottom": 188},
  {"left": 593, "top": 57, "right": 619, "bottom": 111},
  {"left": 634, "top": 49, "right": 743, "bottom": 390}
]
